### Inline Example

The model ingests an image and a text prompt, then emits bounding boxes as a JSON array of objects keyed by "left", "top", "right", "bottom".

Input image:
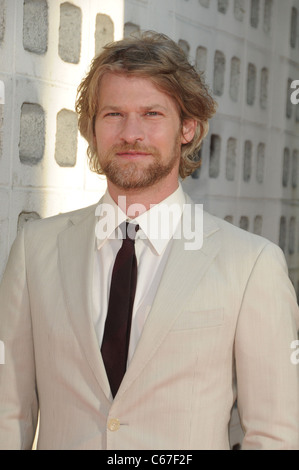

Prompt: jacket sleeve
[
  {"left": 0, "top": 228, "right": 38, "bottom": 450},
  {"left": 235, "top": 242, "right": 299, "bottom": 450}
]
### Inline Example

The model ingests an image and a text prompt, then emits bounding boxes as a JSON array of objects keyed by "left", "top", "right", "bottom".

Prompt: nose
[{"left": 119, "top": 114, "right": 145, "bottom": 144}]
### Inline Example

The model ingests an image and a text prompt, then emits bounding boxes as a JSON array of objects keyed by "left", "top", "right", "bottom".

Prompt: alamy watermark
[
  {"left": 95, "top": 197, "right": 203, "bottom": 250},
  {"left": 290, "top": 339, "right": 299, "bottom": 365},
  {"left": 290, "top": 80, "right": 299, "bottom": 105}
]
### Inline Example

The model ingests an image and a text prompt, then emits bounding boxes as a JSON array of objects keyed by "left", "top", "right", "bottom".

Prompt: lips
[
  {"left": 116, "top": 150, "right": 151, "bottom": 159},
  {"left": 116, "top": 151, "right": 151, "bottom": 158},
  {"left": 109, "top": 143, "right": 158, "bottom": 161}
]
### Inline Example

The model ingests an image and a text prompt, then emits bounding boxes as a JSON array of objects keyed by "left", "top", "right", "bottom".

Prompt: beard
[{"left": 98, "top": 137, "right": 181, "bottom": 190}]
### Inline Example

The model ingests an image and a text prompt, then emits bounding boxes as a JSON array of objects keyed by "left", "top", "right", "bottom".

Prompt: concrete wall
[
  {"left": 124, "top": 0, "right": 299, "bottom": 302},
  {"left": 0, "top": 0, "right": 124, "bottom": 279}
]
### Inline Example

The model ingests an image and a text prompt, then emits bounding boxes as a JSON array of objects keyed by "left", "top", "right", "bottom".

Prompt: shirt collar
[{"left": 95, "top": 184, "right": 186, "bottom": 255}]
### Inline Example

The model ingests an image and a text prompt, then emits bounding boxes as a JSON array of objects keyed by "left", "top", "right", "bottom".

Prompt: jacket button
[{"left": 108, "top": 418, "right": 120, "bottom": 431}]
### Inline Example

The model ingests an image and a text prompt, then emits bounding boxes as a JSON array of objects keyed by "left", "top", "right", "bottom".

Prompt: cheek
[
  {"left": 148, "top": 124, "right": 180, "bottom": 148},
  {"left": 94, "top": 124, "right": 114, "bottom": 149}
]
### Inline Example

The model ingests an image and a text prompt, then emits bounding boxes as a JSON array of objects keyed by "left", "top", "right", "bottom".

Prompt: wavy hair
[{"left": 75, "top": 31, "right": 217, "bottom": 179}]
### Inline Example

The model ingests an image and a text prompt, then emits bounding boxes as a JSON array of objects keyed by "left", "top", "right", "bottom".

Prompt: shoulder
[
  {"left": 22, "top": 203, "right": 98, "bottom": 248},
  {"left": 203, "top": 210, "right": 287, "bottom": 271},
  {"left": 183, "top": 193, "right": 282, "bottom": 261},
  {"left": 184, "top": 193, "right": 272, "bottom": 251},
  {"left": 25, "top": 203, "right": 98, "bottom": 231},
  {"left": 208, "top": 212, "right": 266, "bottom": 246}
]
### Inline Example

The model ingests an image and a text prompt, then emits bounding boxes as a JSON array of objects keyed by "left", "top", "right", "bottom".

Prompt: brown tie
[{"left": 101, "top": 222, "right": 138, "bottom": 398}]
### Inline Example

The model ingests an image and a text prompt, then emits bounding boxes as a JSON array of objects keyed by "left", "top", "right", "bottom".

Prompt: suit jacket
[{"left": 0, "top": 197, "right": 298, "bottom": 450}]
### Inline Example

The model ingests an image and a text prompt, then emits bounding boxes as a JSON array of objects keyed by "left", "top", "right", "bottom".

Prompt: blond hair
[{"left": 75, "top": 31, "right": 217, "bottom": 179}]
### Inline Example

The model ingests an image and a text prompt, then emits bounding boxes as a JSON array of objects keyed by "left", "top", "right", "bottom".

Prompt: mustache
[{"left": 109, "top": 143, "right": 160, "bottom": 155}]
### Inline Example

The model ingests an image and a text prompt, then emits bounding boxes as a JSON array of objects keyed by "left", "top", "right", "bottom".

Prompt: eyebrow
[
  {"left": 141, "top": 105, "right": 168, "bottom": 111},
  {"left": 98, "top": 106, "right": 121, "bottom": 114},
  {"left": 98, "top": 104, "right": 168, "bottom": 114}
]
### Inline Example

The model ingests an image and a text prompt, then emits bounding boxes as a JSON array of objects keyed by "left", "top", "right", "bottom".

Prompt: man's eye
[
  {"left": 145, "top": 111, "right": 160, "bottom": 116},
  {"left": 106, "top": 112, "right": 121, "bottom": 117}
]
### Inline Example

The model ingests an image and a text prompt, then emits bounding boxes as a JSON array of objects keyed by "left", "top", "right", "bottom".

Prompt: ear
[{"left": 181, "top": 119, "right": 197, "bottom": 145}]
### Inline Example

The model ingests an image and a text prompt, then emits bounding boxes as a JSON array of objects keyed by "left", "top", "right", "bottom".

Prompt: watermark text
[
  {"left": 290, "top": 339, "right": 299, "bottom": 365},
  {"left": 95, "top": 198, "right": 204, "bottom": 251},
  {"left": 291, "top": 80, "right": 299, "bottom": 105}
]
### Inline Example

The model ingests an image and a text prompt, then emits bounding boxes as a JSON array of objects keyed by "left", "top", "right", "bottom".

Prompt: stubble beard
[{"left": 98, "top": 137, "right": 181, "bottom": 190}]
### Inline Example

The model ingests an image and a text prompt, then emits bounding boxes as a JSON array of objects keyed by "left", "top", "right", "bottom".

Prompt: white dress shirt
[{"left": 93, "top": 184, "right": 186, "bottom": 364}]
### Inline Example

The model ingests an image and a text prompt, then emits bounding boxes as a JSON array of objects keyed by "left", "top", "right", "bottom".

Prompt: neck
[{"left": 107, "top": 178, "right": 179, "bottom": 218}]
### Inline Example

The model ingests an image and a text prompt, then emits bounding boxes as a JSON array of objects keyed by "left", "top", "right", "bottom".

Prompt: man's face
[{"left": 93, "top": 73, "right": 195, "bottom": 190}]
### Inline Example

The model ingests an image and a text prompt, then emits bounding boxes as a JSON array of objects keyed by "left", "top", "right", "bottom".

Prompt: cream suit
[{"left": 0, "top": 197, "right": 298, "bottom": 450}]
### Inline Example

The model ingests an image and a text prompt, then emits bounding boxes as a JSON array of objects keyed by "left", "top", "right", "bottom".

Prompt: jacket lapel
[
  {"left": 116, "top": 205, "right": 221, "bottom": 400},
  {"left": 57, "top": 205, "right": 112, "bottom": 400}
]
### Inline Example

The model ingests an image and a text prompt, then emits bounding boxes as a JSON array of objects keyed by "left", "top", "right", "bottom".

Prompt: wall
[
  {"left": 0, "top": 0, "right": 124, "bottom": 279},
  {"left": 124, "top": 0, "right": 299, "bottom": 302}
]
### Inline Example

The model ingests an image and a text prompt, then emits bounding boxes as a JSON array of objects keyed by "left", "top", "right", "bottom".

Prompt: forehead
[{"left": 98, "top": 72, "right": 178, "bottom": 111}]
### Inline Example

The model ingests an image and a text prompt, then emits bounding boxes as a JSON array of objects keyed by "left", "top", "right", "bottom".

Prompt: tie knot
[
  {"left": 120, "top": 222, "right": 139, "bottom": 241},
  {"left": 126, "top": 222, "right": 139, "bottom": 241}
]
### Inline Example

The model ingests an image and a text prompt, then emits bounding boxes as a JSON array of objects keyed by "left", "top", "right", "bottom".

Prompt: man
[{"left": 0, "top": 31, "right": 298, "bottom": 450}]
